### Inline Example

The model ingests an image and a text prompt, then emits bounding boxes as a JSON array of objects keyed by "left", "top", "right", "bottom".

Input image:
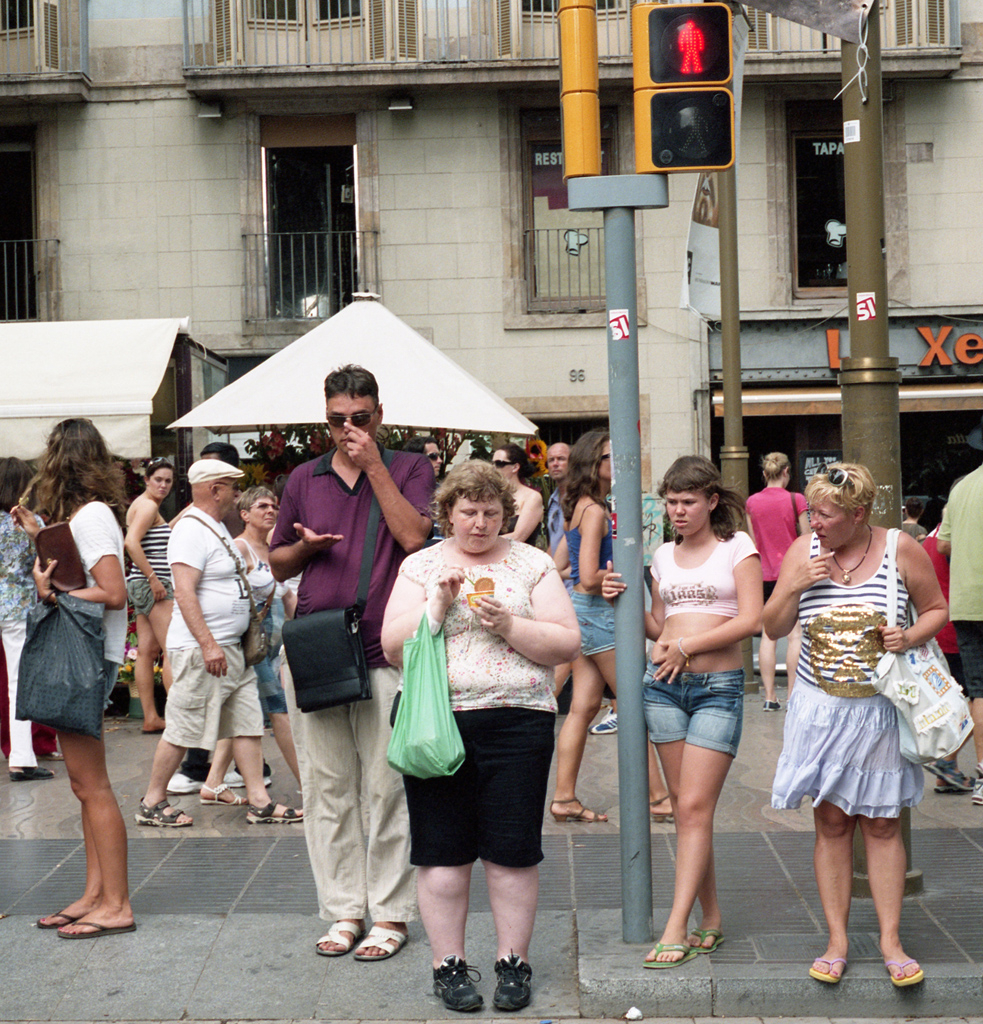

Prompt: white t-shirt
[
  {"left": 167, "top": 510, "right": 251, "bottom": 650},
  {"left": 71, "top": 502, "right": 126, "bottom": 663}
]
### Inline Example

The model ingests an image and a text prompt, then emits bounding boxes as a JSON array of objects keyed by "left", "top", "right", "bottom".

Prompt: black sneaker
[
  {"left": 493, "top": 954, "right": 532, "bottom": 1011},
  {"left": 433, "top": 955, "right": 483, "bottom": 1012}
]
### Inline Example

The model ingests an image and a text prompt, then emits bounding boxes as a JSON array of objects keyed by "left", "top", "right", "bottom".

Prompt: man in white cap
[{"left": 135, "top": 459, "right": 302, "bottom": 826}]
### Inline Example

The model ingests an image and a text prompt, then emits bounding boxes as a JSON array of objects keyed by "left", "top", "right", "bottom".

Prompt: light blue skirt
[{"left": 771, "top": 680, "right": 923, "bottom": 819}]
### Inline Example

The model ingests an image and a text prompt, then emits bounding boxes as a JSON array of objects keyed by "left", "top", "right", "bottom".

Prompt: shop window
[
  {"left": 522, "top": 108, "right": 615, "bottom": 314},
  {"left": 790, "top": 102, "right": 847, "bottom": 296}
]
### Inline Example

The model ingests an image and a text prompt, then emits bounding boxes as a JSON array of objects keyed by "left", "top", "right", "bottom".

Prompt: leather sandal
[
  {"left": 550, "top": 798, "right": 607, "bottom": 823},
  {"left": 134, "top": 798, "right": 193, "bottom": 828}
]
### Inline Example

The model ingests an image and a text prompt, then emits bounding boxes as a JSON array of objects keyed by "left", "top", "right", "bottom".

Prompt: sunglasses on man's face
[
  {"left": 426, "top": 453, "right": 441, "bottom": 462},
  {"left": 326, "top": 411, "right": 374, "bottom": 429},
  {"left": 492, "top": 460, "right": 514, "bottom": 468}
]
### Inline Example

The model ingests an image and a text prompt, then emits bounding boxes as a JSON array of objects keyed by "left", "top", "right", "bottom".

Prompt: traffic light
[
  {"left": 632, "top": 2, "right": 735, "bottom": 174},
  {"left": 559, "top": 0, "right": 601, "bottom": 179}
]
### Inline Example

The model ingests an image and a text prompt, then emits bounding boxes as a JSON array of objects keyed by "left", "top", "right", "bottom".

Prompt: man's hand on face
[{"left": 341, "top": 423, "right": 382, "bottom": 470}]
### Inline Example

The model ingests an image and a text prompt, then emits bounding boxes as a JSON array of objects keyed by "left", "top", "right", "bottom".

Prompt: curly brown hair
[
  {"left": 434, "top": 461, "right": 516, "bottom": 537},
  {"left": 27, "top": 418, "right": 127, "bottom": 527},
  {"left": 659, "top": 455, "right": 746, "bottom": 542}
]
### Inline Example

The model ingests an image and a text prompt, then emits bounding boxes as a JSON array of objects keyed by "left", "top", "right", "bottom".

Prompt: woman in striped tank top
[
  {"left": 764, "top": 464, "right": 946, "bottom": 988},
  {"left": 124, "top": 457, "right": 175, "bottom": 733}
]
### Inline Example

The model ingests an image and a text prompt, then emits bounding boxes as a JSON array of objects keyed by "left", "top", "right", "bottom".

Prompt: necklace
[{"left": 832, "top": 525, "right": 872, "bottom": 584}]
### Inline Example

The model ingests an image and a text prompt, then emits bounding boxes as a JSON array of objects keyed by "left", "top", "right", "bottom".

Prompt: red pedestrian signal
[{"left": 632, "top": 2, "right": 735, "bottom": 173}]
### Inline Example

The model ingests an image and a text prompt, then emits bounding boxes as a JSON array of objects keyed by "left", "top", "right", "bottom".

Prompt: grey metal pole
[
  {"left": 604, "top": 203, "right": 652, "bottom": 944},
  {"left": 569, "top": 174, "right": 667, "bottom": 943}
]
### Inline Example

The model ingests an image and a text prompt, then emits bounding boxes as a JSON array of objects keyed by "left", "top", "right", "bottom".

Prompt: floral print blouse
[
  {"left": 398, "top": 540, "right": 559, "bottom": 714},
  {"left": 0, "top": 511, "right": 42, "bottom": 621}
]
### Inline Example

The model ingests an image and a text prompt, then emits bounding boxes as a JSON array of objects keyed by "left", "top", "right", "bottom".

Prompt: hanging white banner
[{"left": 743, "top": 0, "right": 866, "bottom": 44}]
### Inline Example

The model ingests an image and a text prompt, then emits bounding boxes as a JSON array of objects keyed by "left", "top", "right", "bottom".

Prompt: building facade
[{"left": 0, "top": 0, "right": 979, "bottom": 506}]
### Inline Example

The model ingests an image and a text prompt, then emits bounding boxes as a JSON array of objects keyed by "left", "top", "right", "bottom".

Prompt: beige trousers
[{"left": 283, "top": 660, "right": 417, "bottom": 923}]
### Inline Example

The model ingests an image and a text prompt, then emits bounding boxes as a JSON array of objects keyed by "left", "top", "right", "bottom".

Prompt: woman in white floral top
[
  {"left": 0, "top": 457, "right": 49, "bottom": 781},
  {"left": 382, "top": 460, "right": 579, "bottom": 1014}
]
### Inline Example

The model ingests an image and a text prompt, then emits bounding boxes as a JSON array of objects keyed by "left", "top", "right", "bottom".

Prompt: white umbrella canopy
[{"left": 169, "top": 299, "right": 537, "bottom": 436}]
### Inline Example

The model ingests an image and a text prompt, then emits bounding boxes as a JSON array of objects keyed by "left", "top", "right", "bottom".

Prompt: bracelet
[{"left": 677, "top": 638, "right": 690, "bottom": 666}]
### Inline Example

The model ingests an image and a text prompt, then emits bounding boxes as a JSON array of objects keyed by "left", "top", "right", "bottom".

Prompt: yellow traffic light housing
[
  {"left": 632, "top": 2, "right": 735, "bottom": 174},
  {"left": 559, "top": 0, "right": 601, "bottom": 179}
]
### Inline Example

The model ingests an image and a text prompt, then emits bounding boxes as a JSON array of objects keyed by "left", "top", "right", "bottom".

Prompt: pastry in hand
[{"left": 466, "top": 577, "right": 495, "bottom": 608}]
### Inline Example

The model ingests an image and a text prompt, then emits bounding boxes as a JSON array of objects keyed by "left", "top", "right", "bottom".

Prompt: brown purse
[{"left": 34, "top": 522, "right": 87, "bottom": 593}]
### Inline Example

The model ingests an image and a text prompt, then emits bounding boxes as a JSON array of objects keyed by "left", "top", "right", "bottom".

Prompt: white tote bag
[{"left": 872, "top": 529, "right": 973, "bottom": 764}]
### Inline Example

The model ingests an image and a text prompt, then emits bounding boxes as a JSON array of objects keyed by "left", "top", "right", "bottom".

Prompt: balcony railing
[
  {"left": 0, "top": 238, "right": 58, "bottom": 321},
  {"left": 185, "top": 0, "right": 954, "bottom": 68},
  {"left": 243, "top": 229, "right": 379, "bottom": 321},
  {"left": 525, "top": 226, "right": 605, "bottom": 314},
  {"left": 0, "top": 0, "right": 88, "bottom": 76}
]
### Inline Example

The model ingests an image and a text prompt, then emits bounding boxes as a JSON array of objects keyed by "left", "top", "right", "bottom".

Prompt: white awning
[
  {"left": 0, "top": 318, "right": 188, "bottom": 458},
  {"left": 169, "top": 299, "right": 537, "bottom": 436}
]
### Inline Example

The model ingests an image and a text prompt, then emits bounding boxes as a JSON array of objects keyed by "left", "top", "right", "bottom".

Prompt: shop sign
[{"left": 709, "top": 316, "right": 983, "bottom": 383}]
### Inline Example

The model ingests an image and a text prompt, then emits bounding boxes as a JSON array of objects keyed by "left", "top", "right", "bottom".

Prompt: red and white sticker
[
  {"left": 609, "top": 309, "right": 631, "bottom": 340},
  {"left": 856, "top": 292, "right": 877, "bottom": 321}
]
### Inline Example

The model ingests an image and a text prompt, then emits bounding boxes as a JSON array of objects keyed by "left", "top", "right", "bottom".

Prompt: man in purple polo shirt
[{"left": 270, "top": 364, "right": 434, "bottom": 962}]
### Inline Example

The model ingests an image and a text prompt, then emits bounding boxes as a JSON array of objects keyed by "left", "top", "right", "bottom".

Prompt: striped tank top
[
  {"left": 795, "top": 531, "right": 908, "bottom": 698},
  {"left": 127, "top": 522, "right": 172, "bottom": 583}
]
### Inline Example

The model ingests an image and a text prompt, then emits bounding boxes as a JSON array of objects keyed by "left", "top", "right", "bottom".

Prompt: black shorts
[
  {"left": 403, "top": 706, "right": 555, "bottom": 869},
  {"left": 763, "top": 579, "right": 777, "bottom": 601}
]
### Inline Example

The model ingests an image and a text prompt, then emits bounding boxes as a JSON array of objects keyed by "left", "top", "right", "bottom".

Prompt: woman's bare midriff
[{"left": 656, "top": 611, "right": 743, "bottom": 673}]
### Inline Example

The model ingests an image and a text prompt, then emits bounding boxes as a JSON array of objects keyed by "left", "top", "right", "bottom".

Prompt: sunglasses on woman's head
[
  {"left": 828, "top": 468, "right": 849, "bottom": 486},
  {"left": 492, "top": 460, "right": 514, "bottom": 468},
  {"left": 147, "top": 457, "right": 173, "bottom": 470}
]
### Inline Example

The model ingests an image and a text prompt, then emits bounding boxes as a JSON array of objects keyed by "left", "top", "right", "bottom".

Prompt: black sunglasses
[
  {"left": 828, "top": 468, "right": 849, "bottom": 486},
  {"left": 426, "top": 453, "right": 441, "bottom": 462},
  {"left": 326, "top": 411, "right": 374, "bottom": 429},
  {"left": 492, "top": 459, "right": 514, "bottom": 468}
]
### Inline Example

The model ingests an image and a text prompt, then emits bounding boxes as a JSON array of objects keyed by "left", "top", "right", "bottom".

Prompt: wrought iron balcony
[
  {"left": 524, "top": 226, "right": 605, "bottom": 314},
  {"left": 184, "top": 0, "right": 956, "bottom": 71},
  {"left": 243, "top": 229, "right": 379, "bottom": 322},
  {"left": 0, "top": 238, "right": 58, "bottom": 321}
]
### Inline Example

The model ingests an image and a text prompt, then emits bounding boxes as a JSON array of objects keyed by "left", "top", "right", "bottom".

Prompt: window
[
  {"left": 790, "top": 103, "right": 846, "bottom": 295},
  {"left": 0, "top": 132, "right": 40, "bottom": 320},
  {"left": 319, "top": 0, "right": 360, "bottom": 18},
  {"left": 1, "top": 0, "right": 32, "bottom": 30},
  {"left": 522, "top": 109, "right": 615, "bottom": 313}
]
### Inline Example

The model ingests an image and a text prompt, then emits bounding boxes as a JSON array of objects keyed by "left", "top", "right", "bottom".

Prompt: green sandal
[
  {"left": 643, "top": 943, "right": 698, "bottom": 969},
  {"left": 688, "top": 928, "right": 724, "bottom": 954}
]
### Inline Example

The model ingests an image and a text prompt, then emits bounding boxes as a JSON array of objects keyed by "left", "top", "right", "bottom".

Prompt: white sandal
[
  {"left": 199, "top": 783, "right": 246, "bottom": 806},
  {"left": 316, "top": 920, "right": 365, "bottom": 957},
  {"left": 353, "top": 925, "right": 409, "bottom": 961}
]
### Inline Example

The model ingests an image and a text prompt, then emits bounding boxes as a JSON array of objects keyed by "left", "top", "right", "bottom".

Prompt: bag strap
[
  {"left": 185, "top": 511, "right": 260, "bottom": 620},
  {"left": 884, "top": 527, "right": 900, "bottom": 628},
  {"left": 790, "top": 492, "right": 799, "bottom": 534},
  {"left": 355, "top": 448, "right": 395, "bottom": 615}
]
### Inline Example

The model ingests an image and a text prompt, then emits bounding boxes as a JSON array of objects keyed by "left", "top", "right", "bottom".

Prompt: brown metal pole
[
  {"left": 716, "top": 166, "right": 753, "bottom": 684},
  {"left": 839, "top": 0, "right": 921, "bottom": 897}
]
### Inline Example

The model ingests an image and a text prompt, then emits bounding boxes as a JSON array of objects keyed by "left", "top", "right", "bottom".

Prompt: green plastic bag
[{"left": 387, "top": 614, "right": 465, "bottom": 779}]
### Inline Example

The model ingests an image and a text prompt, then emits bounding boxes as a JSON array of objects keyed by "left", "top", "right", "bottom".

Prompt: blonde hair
[
  {"left": 805, "top": 462, "right": 876, "bottom": 521},
  {"left": 434, "top": 461, "right": 516, "bottom": 537},
  {"left": 761, "top": 451, "right": 790, "bottom": 483}
]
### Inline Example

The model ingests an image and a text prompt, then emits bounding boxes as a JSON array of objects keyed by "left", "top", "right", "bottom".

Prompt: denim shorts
[
  {"left": 572, "top": 592, "right": 614, "bottom": 657},
  {"left": 642, "top": 665, "right": 745, "bottom": 757},
  {"left": 952, "top": 622, "right": 983, "bottom": 699}
]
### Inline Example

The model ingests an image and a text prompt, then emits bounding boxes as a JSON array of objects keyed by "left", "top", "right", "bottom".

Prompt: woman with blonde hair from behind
[{"left": 745, "top": 452, "right": 809, "bottom": 710}]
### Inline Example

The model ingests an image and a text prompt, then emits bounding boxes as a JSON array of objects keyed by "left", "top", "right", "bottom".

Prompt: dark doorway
[
  {"left": 0, "top": 135, "right": 36, "bottom": 321},
  {"left": 265, "top": 146, "right": 357, "bottom": 318}
]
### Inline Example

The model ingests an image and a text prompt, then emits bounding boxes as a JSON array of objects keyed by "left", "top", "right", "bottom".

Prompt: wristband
[{"left": 677, "top": 638, "right": 690, "bottom": 666}]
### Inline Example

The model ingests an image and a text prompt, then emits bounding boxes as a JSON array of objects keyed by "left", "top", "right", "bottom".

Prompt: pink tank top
[{"left": 653, "top": 532, "right": 758, "bottom": 618}]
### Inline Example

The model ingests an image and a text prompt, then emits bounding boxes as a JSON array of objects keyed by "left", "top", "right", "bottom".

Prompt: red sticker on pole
[
  {"left": 609, "top": 309, "right": 631, "bottom": 340},
  {"left": 857, "top": 292, "right": 877, "bottom": 321}
]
